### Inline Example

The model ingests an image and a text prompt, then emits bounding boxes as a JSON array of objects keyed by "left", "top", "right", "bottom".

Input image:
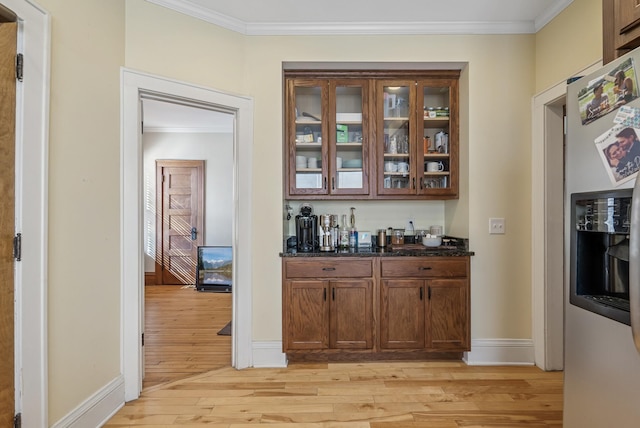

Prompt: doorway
[
  {"left": 121, "top": 69, "right": 254, "bottom": 401},
  {"left": 142, "top": 100, "right": 235, "bottom": 387},
  {"left": 531, "top": 61, "right": 601, "bottom": 370}
]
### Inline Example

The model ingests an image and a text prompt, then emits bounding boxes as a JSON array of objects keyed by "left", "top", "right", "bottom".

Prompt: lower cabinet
[
  {"left": 284, "top": 279, "right": 373, "bottom": 350},
  {"left": 380, "top": 278, "right": 469, "bottom": 351},
  {"left": 380, "top": 279, "right": 425, "bottom": 349},
  {"left": 283, "top": 258, "right": 374, "bottom": 352},
  {"left": 282, "top": 255, "right": 470, "bottom": 360}
]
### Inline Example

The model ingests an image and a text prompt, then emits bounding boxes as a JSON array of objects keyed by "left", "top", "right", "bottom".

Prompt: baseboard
[
  {"left": 252, "top": 341, "right": 287, "bottom": 367},
  {"left": 251, "top": 339, "right": 534, "bottom": 367},
  {"left": 144, "top": 272, "right": 156, "bottom": 285},
  {"left": 464, "top": 338, "right": 535, "bottom": 366},
  {"left": 51, "top": 376, "right": 124, "bottom": 428}
]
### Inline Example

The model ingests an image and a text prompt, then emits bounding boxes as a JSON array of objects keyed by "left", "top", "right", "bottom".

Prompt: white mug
[
  {"left": 397, "top": 162, "right": 409, "bottom": 173},
  {"left": 426, "top": 161, "right": 444, "bottom": 172},
  {"left": 384, "top": 161, "right": 398, "bottom": 172}
]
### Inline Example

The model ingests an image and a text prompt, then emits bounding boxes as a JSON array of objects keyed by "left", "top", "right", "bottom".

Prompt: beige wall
[
  {"left": 36, "top": 0, "right": 604, "bottom": 423},
  {"left": 239, "top": 33, "right": 536, "bottom": 339},
  {"left": 535, "top": 0, "right": 602, "bottom": 92},
  {"left": 126, "top": 0, "right": 537, "bottom": 341},
  {"left": 124, "top": 0, "right": 247, "bottom": 93},
  {"left": 36, "top": 0, "right": 125, "bottom": 423}
]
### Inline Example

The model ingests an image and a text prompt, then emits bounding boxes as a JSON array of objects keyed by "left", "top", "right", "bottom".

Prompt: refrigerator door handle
[{"left": 630, "top": 178, "right": 640, "bottom": 355}]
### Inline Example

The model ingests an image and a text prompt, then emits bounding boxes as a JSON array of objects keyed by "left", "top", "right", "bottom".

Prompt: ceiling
[
  {"left": 143, "top": 0, "right": 574, "bottom": 131},
  {"left": 142, "top": 98, "right": 234, "bottom": 133},
  {"left": 147, "top": 0, "right": 574, "bottom": 35}
]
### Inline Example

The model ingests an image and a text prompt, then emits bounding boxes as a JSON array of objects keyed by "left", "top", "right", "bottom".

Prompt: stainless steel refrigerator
[{"left": 565, "top": 48, "right": 640, "bottom": 427}]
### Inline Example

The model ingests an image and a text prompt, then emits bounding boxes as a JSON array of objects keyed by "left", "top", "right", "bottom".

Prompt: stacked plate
[
  {"left": 342, "top": 159, "right": 362, "bottom": 168},
  {"left": 296, "top": 155, "right": 307, "bottom": 169}
]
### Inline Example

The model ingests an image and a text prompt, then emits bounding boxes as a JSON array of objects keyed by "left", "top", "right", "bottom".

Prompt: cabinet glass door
[
  {"left": 418, "top": 79, "right": 457, "bottom": 196},
  {"left": 330, "top": 80, "right": 369, "bottom": 195},
  {"left": 378, "top": 82, "right": 414, "bottom": 194},
  {"left": 288, "top": 80, "right": 328, "bottom": 195}
]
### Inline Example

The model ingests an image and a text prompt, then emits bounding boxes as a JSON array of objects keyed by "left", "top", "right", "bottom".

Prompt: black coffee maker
[{"left": 296, "top": 203, "right": 317, "bottom": 252}]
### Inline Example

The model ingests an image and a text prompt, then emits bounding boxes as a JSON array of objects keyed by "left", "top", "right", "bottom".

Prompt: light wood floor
[
  {"left": 106, "top": 286, "right": 564, "bottom": 427},
  {"left": 143, "top": 285, "right": 232, "bottom": 389}
]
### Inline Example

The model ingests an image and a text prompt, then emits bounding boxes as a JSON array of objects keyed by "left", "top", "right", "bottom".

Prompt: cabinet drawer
[
  {"left": 381, "top": 258, "right": 467, "bottom": 278},
  {"left": 285, "top": 258, "right": 373, "bottom": 278}
]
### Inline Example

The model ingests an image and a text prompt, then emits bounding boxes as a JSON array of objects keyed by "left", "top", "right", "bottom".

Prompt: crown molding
[
  {"left": 147, "top": 0, "right": 247, "bottom": 33},
  {"left": 245, "top": 21, "right": 536, "bottom": 36},
  {"left": 534, "top": 0, "right": 573, "bottom": 32},
  {"left": 146, "top": 0, "right": 571, "bottom": 36}
]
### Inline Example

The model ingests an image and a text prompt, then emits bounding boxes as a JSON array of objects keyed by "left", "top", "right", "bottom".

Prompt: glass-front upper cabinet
[
  {"left": 286, "top": 77, "right": 369, "bottom": 198},
  {"left": 417, "top": 78, "right": 458, "bottom": 197},
  {"left": 329, "top": 80, "right": 369, "bottom": 196},
  {"left": 376, "top": 81, "right": 416, "bottom": 196},
  {"left": 376, "top": 76, "right": 459, "bottom": 198},
  {"left": 286, "top": 79, "right": 328, "bottom": 196}
]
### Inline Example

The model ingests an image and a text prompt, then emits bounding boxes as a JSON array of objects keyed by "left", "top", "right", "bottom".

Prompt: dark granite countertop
[{"left": 280, "top": 236, "right": 474, "bottom": 258}]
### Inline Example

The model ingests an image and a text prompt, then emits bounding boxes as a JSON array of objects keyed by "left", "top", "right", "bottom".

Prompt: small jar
[{"left": 391, "top": 229, "right": 405, "bottom": 245}]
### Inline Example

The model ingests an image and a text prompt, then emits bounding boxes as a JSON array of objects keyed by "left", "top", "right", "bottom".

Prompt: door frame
[
  {"left": 531, "top": 60, "right": 600, "bottom": 370},
  {"left": 121, "top": 68, "right": 254, "bottom": 401},
  {"left": 3, "top": 0, "right": 49, "bottom": 426},
  {"left": 155, "top": 159, "right": 205, "bottom": 285}
]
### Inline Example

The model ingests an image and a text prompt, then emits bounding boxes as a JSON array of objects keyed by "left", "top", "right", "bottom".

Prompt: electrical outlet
[
  {"left": 406, "top": 218, "right": 415, "bottom": 234},
  {"left": 489, "top": 218, "right": 505, "bottom": 235}
]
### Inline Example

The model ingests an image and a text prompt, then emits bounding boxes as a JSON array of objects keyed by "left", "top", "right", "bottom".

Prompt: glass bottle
[
  {"left": 349, "top": 207, "right": 358, "bottom": 248},
  {"left": 339, "top": 214, "right": 350, "bottom": 249}
]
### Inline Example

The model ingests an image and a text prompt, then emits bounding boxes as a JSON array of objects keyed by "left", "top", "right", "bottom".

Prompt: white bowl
[{"left": 423, "top": 236, "right": 442, "bottom": 247}]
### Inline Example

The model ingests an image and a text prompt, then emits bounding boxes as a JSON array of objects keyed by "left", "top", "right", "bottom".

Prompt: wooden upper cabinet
[
  {"left": 603, "top": 0, "right": 640, "bottom": 63},
  {"left": 285, "top": 77, "right": 370, "bottom": 197},
  {"left": 376, "top": 78, "right": 459, "bottom": 199},
  {"left": 284, "top": 70, "right": 460, "bottom": 200}
]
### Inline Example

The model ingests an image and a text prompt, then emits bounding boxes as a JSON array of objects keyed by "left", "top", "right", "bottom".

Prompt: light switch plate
[{"left": 489, "top": 218, "right": 505, "bottom": 234}]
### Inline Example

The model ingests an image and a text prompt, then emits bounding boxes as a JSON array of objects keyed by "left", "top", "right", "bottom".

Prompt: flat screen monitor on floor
[{"left": 196, "top": 246, "right": 232, "bottom": 293}]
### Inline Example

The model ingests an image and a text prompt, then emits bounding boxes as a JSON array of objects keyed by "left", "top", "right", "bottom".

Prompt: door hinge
[
  {"left": 14, "top": 413, "right": 21, "bottom": 428},
  {"left": 13, "top": 233, "right": 22, "bottom": 261},
  {"left": 16, "top": 53, "right": 23, "bottom": 82}
]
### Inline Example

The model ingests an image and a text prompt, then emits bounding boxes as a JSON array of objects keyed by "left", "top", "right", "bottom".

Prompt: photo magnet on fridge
[
  {"left": 595, "top": 124, "right": 640, "bottom": 186},
  {"left": 577, "top": 57, "right": 639, "bottom": 126}
]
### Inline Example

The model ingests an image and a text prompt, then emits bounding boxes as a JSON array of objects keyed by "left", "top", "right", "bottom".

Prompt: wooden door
[
  {"left": 156, "top": 160, "right": 204, "bottom": 285},
  {"left": 283, "top": 280, "right": 329, "bottom": 350},
  {"left": 380, "top": 279, "right": 425, "bottom": 349},
  {"left": 426, "top": 279, "right": 470, "bottom": 351},
  {"left": 329, "top": 280, "right": 373, "bottom": 349},
  {"left": 0, "top": 21, "right": 17, "bottom": 428}
]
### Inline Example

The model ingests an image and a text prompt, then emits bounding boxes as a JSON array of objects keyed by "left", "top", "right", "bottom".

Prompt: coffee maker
[{"left": 296, "top": 204, "right": 317, "bottom": 252}]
